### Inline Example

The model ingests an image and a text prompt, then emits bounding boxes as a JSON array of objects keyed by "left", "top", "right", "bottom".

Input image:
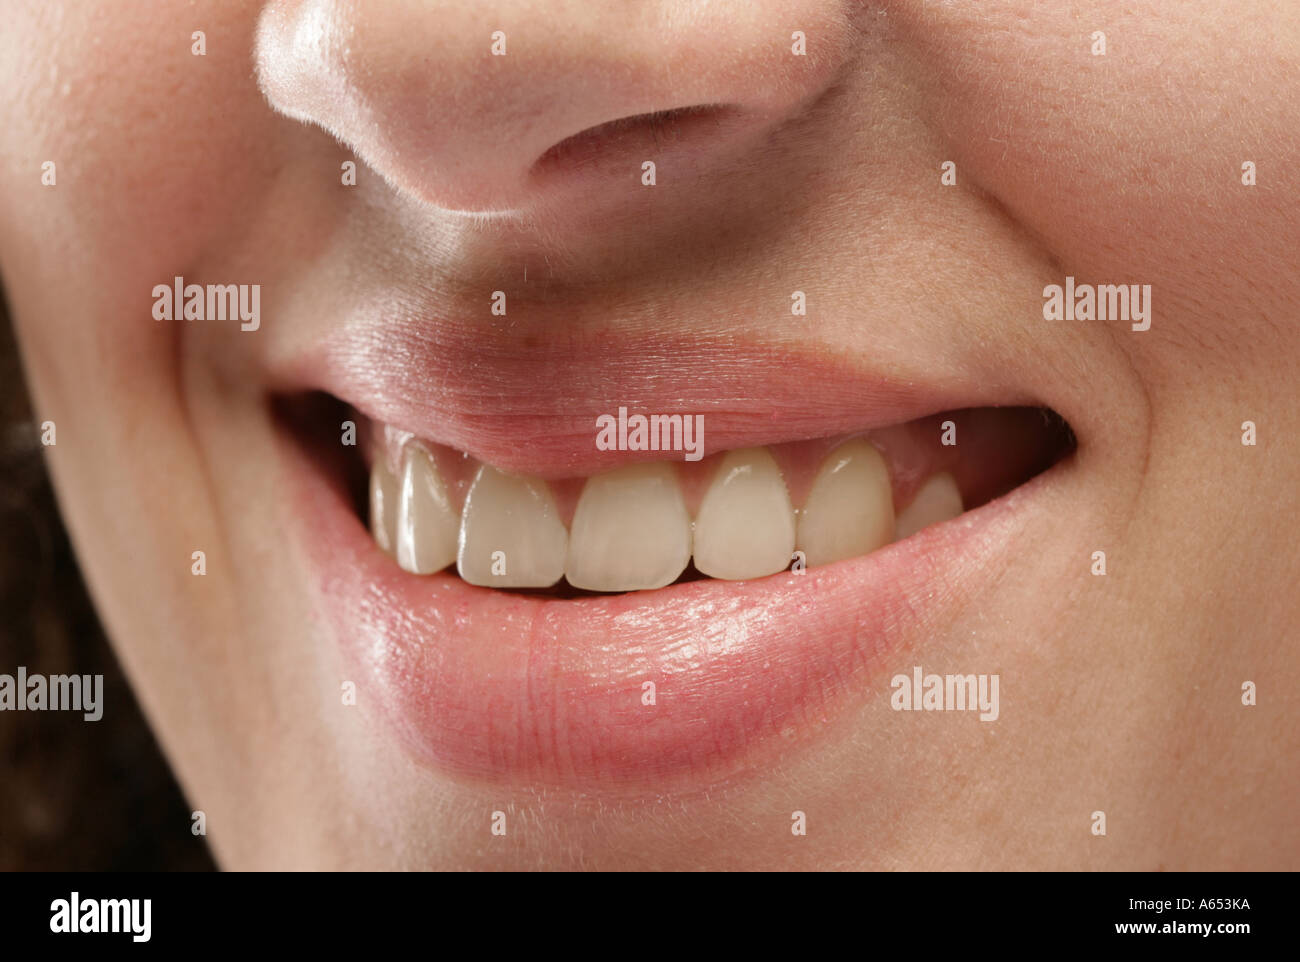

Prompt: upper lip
[{"left": 268, "top": 312, "right": 1044, "bottom": 477}]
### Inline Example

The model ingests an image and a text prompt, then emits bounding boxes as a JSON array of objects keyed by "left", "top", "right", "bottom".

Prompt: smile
[{"left": 271, "top": 322, "right": 1075, "bottom": 788}]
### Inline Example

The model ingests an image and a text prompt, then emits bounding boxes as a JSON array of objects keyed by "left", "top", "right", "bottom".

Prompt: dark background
[{"left": 0, "top": 303, "right": 215, "bottom": 871}]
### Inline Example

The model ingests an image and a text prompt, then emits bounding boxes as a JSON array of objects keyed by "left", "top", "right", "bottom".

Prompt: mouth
[{"left": 272, "top": 328, "right": 1074, "bottom": 788}]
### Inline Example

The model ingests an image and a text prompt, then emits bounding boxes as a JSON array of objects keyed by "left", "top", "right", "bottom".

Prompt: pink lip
[
  {"left": 281, "top": 417, "right": 1043, "bottom": 787},
  {"left": 268, "top": 319, "right": 1039, "bottom": 479}
]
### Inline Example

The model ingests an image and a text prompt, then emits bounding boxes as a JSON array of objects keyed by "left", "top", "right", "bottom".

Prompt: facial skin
[{"left": 1, "top": 0, "right": 1296, "bottom": 869}]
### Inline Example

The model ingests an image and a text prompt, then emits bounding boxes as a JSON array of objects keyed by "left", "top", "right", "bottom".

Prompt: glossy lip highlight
[{"left": 281, "top": 411, "right": 1050, "bottom": 788}]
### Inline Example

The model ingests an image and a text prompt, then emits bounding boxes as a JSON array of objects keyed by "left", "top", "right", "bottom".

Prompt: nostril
[{"left": 530, "top": 104, "right": 744, "bottom": 175}]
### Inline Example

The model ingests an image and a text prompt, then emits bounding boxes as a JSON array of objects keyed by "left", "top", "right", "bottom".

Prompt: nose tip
[{"left": 256, "top": 0, "right": 854, "bottom": 212}]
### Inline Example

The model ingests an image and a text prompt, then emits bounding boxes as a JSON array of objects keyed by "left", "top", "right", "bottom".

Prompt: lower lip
[{"left": 282, "top": 430, "right": 1035, "bottom": 789}]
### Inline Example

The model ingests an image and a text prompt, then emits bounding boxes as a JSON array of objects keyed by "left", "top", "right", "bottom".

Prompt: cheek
[
  {"left": 890, "top": 0, "right": 1299, "bottom": 362},
  {"left": 0, "top": 0, "right": 277, "bottom": 389}
]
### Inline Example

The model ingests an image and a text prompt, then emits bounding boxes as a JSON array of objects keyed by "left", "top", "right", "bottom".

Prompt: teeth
[
  {"left": 895, "top": 473, "right": 963, "bottom": 540},
  {"left": 692, "top": 448, "right": 796, "bottom": 581},
  {"left": 369, "top": 458, "right": 399, "bottom": 556},
  {"left": 796, "top": 439, "right": 894, "bottom": 567},
  {"left": 457, "top": 466, "right": 567, "bottom": 588},
  {"left": 395, "top": 446, "right": 459, "bottom": 575},
  {"left": 565, "top": 463, "right": 692, "bottom": 592},
  {"left": 374, "top": 433, "right": 935, "bottom": 587}
]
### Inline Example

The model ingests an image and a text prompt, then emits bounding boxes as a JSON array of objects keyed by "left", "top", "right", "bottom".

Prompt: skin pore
[{"left": 1, "top": 1, "right": 1296, "bottom": 869}]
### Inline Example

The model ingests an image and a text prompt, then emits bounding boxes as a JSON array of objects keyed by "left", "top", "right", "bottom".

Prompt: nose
[{"left": 255, "top": 0, "right": 854, "bottom": 212}]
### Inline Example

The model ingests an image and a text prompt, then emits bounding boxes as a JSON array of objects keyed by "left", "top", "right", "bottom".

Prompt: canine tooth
[
  {"left": 369, "top": 458, "right": 399, "bottom": 555},
  {"left": 565, "top": 463, "right": 691, "bottom": 592},
  {"left": 895, "top": 473, "right": 963, "bottom": 539},
  {"left": 692, "top": 447, "right": 796, "bottom": 581},
  {"left": 395, "top": 446, "right": 458, "bottom": 575},
  {"left": 797, "top": 439, "right": 894, "bottom": 567},
  {"left": 457, "top": 466, "right": 567, "bottom": 588}
]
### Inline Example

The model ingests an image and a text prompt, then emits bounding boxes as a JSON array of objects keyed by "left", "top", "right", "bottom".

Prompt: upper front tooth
[
  {"left": 565, "top": 462, "right": 692, "bottom": 592},
  {"left": 895, "top": 472, "right": 963, "bottom": 539},
  {"left": 796, "top": 439, "right": 894, "bottom": 567},
  {"left": 369, "top": 457, "right": 399, "bottom": 556},
  {"left": 457, "top": 466, "right": 567, "bottom": 588},
  {"left": 395, "top": 446, "right": 459, "bottom": 575},
  {"left": 692, "top": 447, "right": 796, "bottom": 581}
]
